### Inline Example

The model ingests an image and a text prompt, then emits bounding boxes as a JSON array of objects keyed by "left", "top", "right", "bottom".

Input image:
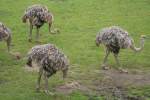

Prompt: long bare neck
[{"left": 130, "top": 37, "right": 145, "bottom": 52}]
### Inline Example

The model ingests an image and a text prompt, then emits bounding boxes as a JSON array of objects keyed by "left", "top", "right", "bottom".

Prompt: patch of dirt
[
  {"left": 90, "top": 69, "right": 150, "bottom": 99},
  {"left": 55, "top": 69, "right": 150, "bottom": 99},
  {"left": 55, "top": 81, "right": 90, "bottom": 94},
  {"left": 24, "top": 62, "right": 150, "bottom": 99},
  {"left": 99, "top": 69, "right": 150, "bottom": 87}
]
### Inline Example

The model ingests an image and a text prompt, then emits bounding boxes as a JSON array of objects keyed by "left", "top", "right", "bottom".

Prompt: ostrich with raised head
[
  {"left": 26, "top": 43, "right": 69, "bottom": 95},
  {"left": 0, "top": 22, "right": 12, "bottom": 52},
  {"left": 96, "top": 26, "right": 146, "bottom": 70},
  {"left": 22, "top": 4, "right": 58, "bottom": 42}
]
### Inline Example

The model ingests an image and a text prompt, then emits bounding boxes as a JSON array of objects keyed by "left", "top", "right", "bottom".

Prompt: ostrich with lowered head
[
  {"left": 26, "top": 43, "right": 69, "bottom": 95},
  {"left": 0, "top": 22, "right": 12, "bottom": 52},
  {"left": 22, "top": 4, "right": 58, "bottom": 42},
  {"left": 96, "top": 26, "right": 146, "bottom": 70}
]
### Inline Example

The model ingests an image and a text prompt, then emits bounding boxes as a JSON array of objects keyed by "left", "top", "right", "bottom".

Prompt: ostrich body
[
  {"left": 96, "top": 26, "right": 145, "bottom": 69},
  {"left": 26, "top": 43, "right": 69, "bottom": 94},
  {"left": 22, "top": 4, "right": 54, "bottom": 42},
  {"left": 0, "top": 22, "right": 12, "bottom": 51}
]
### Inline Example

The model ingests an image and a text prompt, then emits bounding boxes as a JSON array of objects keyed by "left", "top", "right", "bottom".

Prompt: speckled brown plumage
[
  {"left": 96, "top": 26, "right": 145, "bottom": 70},
  {"left": 22, "top": 4, "right": 54, "bottom": 42},
  {"left": 22, "top": 4, "right": 52, "bottom": 24},
  {"left": 96, "top": 26, "right": 133, "bottom": 54},
  {"left": 0, "top": 22, "right": 12, "bottom": 51},
  {"left": 26, "top": 43, "right": 69, "bottom": 94}
]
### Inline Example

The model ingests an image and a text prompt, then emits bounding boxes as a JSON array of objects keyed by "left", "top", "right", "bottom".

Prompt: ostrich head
[
  {"left": 95, "top": 33, "right": 102, "bottom": 46},
  {"left": 62, "top": 57, "right": 69, "bottom": 79},
  {"left": 43, "top": 12, "right": 60, "bottom": 34},
  {"left": 22, "top": 14, "right": 28, "bottom": 23},
  {"left": 0, "top": 23, "right": 12, "bottom": 52},
  {"left": 130, "top": 35, "right": 146, "bottom": 52}
]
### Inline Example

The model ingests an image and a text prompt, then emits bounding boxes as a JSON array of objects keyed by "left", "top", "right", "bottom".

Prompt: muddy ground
[
  {"left": 55, "top": 69, "right": 150, "bottom": 100},
  {"left": 25, "top": 65, "right": 150, "bottom": 100}
]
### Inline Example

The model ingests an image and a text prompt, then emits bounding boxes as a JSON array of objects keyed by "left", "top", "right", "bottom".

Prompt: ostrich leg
[
  {"left": 62, "top": 68, "right": 68, "bottom": 80},
  {"left": 36, "top": 67, "right": 43, "bottom": 92},
  {"left": 113, "top": 54, "right": 120, "bottom": 66},
  {"left": 114, "top": 54, "right": 128, "bottom": 73},
  {"left": 36, "top": 27, "right": 40, "bottom": 43},
  {"left": 102, "top": 48, "right": 110, "bottom": 70},
  {"left": 6, "top": 36, "right": 11, "bottom": 52},
  {"left": 48, "top": 22, "right": 52, "bottom": 34},
  {"left": 43, "top": 72, "right": 54, "bottom": 95},
  {"left": 28, "top": 23, "right": 33, "bottom": 42}
]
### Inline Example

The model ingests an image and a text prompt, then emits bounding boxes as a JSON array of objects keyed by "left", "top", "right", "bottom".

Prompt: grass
[{"left": 0, "top": 0, "right": 150, "bottom": 100}]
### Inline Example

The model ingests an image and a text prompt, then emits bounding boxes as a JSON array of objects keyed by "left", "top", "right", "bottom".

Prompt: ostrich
[
  {"left": 22, "top": 4, "right": 57, "bottom": 42},
  {"left": 96, "top": 26, "right": 146, "bottom": 70},
  {"left": 26, "top": 43, "right": 69, "bottom": 94},
  {"left": 0, "top": 22, "right": 12, "bottom": 52}
]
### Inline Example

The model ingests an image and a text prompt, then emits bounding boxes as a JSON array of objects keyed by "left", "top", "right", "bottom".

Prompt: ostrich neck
[{"left": 130, "top": 38, "right": 145, "bottom": 52}]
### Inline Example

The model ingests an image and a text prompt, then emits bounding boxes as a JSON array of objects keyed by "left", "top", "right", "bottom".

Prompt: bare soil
[
  {"left": 24, "top": 64, "right": 150, "bottom": 99},
  {"left": 55, "top": 69, "right": 150, "bottom": 99}
]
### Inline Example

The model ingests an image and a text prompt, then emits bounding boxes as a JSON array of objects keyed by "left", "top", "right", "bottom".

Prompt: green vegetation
[{"left": 0, "top": 0, "right": 150, "bottom": 99}]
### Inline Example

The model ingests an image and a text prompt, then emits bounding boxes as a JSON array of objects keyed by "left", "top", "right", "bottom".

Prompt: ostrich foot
[
  {"left": 44, "top": 90, "right": 54, "bottom": 95},
  {"left": 28, "top": 38, "right": 32, "bottom": 42},
  {"left": 36, "top": 86, "right": 40, "bottom": 92},
  {"left": 35, "top": 41, "right": 42, "bottom": 44},
  {"left": 50, "top": 31, "right": 57, "bottom": 34},
  {"left": 10, "top": 44, "right": 14, "bottom": 46},
  {"left": 118, "top": 68, "right": 128, "bottom": 73},
  {"left": 101, "top": 64, "right": 110, "bottom": 70},
  {"left": 50, "top": 28, "right": 60, "bottom": 34}
]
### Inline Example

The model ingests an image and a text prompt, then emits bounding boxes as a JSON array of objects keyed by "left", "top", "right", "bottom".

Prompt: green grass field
[{"left": 0, "top": 0, "right": 150, "bottom": 100}]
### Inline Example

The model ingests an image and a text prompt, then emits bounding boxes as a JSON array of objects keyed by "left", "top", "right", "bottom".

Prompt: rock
[{"left": 119, "top": 68, "right": 128, "bottom": 73}]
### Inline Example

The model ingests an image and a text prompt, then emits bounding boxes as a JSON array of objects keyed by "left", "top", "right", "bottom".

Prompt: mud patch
[
  {"left": 90, "top": 69, "right": 150, "bottom": 99},
  {"left": 99, "top": 69, "right": 150, "bottom": 87},
  {"left": 55, "top": 81, "right": 90, "bottom": 94},
  {"left": 55, "top": 69, "right": 150, "bottom": 99}
]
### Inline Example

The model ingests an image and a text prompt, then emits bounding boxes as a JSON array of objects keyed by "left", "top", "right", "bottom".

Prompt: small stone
[{"left": 119, "top": 68, "right": 128, "bottom": 73}]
